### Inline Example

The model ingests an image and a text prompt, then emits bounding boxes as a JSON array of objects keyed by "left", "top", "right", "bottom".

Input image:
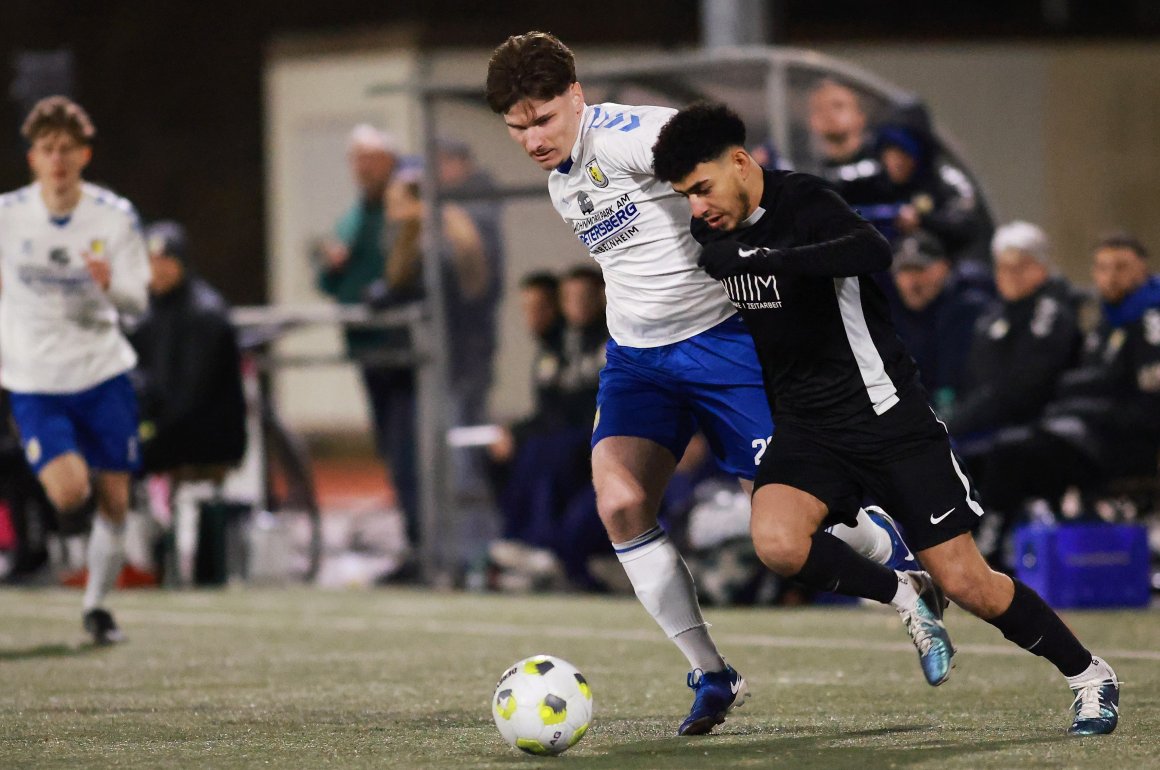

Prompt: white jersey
[
  {"left": 0, "top": 182, "right": 149, "bottom": 393},
  {"left": 548, "top": 102, "right": 734, "bottom": 348}
]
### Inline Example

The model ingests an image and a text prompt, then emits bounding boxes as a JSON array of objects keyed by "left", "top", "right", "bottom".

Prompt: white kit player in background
[
  {"left": 487, "top": 32, "right": 913, "bottom": 735},
  {"left": 0, "top": 96, "right": 150, "bottom": 644}
]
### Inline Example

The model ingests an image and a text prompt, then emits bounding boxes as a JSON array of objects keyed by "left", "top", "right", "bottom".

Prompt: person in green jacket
[{"left": 316, "top": 124, "right": 420, "bottom": 574}]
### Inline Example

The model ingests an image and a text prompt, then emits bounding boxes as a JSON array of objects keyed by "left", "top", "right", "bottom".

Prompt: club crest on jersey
[
  {"left": 90, "top": 239, "right": 106, "bottom": 256},
  {"left": 585, "top": 159, "right": 609, "bottom": 188},
  {"left": 577, "top": 191, "right": 595, "bottom": 215}
]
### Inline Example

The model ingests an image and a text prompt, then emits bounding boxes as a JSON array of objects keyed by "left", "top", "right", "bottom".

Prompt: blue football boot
[
  {"left": 1068, "top": 658, "right": 1119, "bottom": 736},
  {"left": 899, "top": 571, "right": 954, "bottom": 686},
  {"left": 864, "top": 505, "right": 918, "bottom": 572},
  {"left": 678, "top": 664, "right": 750, "bottom": 735}
]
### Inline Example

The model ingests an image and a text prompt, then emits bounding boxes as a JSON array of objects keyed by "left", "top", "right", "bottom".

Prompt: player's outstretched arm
[
  {"left": 699, "top": 223, "right": 889, "bottom": 280},
  {"left": 699, "top": 176, "right": 890, "bottom": 280}
]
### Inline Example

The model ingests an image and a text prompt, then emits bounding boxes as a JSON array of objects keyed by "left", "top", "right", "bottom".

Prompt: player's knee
[
  {"left": 46, "top": 480, "right": 91, "bottom": 519},
  {"left": 932, "top": 559, "right": 998, "bottom": 614},
  {"left": 595, "top": 487, "right": 654, "bottom": 540},
  {"left": 751, "top": 523, "right": 805, "bottom": 576}
]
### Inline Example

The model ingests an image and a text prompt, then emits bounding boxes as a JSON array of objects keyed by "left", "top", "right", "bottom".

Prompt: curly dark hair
[
  {"left": 485, "top": 31, "right": 576, "bottom": 114},
  {"left": 21, "top": 95, "right": 95, "bottom": 145},
  {"left": 652, "top": 103, "right": 747, "bottom": 183}
]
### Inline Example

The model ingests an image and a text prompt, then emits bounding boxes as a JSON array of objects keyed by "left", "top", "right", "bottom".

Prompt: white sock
[
  {"left": 614, "top": 526, "right": 725, "bottom": 673},
  {"left": 1066, "top": 656, "right": 1115, "bottom": 688},
  {"left": 828, "top": 508, "right": 893, "bottom": 564},
  {"left": 83, "top": 515, "right": 125, "bottom": 612},
  {"left": 890, "top": 571, "right": 920, "bottom": 612}
]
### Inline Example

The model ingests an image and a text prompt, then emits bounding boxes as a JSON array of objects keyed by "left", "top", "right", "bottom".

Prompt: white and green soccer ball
[{"left": 492, "top": 655, "right": 593, "bottom": 756}]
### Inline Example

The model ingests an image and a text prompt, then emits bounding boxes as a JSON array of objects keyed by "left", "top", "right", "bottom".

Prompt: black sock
[
  {"left": 792, "top": 531, "right": 899, "bottom": 603},
  {"left": 986, "top": 579, "right": 1092, "bottom": 677}
]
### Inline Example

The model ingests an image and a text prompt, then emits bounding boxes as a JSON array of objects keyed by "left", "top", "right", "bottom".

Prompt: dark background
[{"left": 2, "top": 1, "right": 1156, "bottom": 304}]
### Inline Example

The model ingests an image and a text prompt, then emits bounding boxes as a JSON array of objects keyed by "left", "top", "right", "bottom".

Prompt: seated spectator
[
  {"left": 125, "top": 221, "right": 246, "bottom": 586},
  {"left": 554, "top": 266, "right": 606, "bottom": 425},
  {"left": 486, "top": 272, "right": 565, "bottom": 482},
  {"left": 487, "top": 267, "right": 610, "bottom": 590},
  {"left": 948, "top": 222, "right": 1081, "bottom": 457},
  {"left": 130, "top": 221, "right": 246, "bottom": 479},
  {"left": 977, "top": 232, "right": 1160, "bottom": 567},
  {"left": 842, "top": 113, "right": 993, "bottom": 270},
  {"left": 807, "top": 78, "right": 878, "bottom": 185},
  {"left": 887, "top": 231, "right": 991, "bottom": 414}
]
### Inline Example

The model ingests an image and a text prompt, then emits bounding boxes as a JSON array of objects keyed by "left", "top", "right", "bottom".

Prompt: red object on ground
[{"left": 59, "top": 564, "right": 160, "bottom": 589}]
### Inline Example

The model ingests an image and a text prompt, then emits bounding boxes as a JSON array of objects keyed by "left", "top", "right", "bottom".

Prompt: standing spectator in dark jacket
[
  {"left": 887, "top": 231, "right": 990, "bottom": 415},
  {"left": 131, "top": 221, "right": 246, "bottom": 477},
  {"left": 948, "top": 222, "right": 1081, "bottom": 450},
  {"left": 978, "top": 232, "right": 1160, "bottom": 564}
]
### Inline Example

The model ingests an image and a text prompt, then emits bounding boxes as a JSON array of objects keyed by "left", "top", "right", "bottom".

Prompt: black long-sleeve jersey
[{"left": 691, "top": 170, "right": 919, "bottom": 428}]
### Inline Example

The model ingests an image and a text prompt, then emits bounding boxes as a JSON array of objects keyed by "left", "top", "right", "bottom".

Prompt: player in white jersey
[
  {"left": 0, "top": 96, "right": 150, "bottom": 644},
  {"left": 486, "top": 32, "right": 914, "bottom": 735}
]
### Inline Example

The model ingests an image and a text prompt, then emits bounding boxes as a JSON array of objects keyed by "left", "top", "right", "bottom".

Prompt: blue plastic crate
[{"left": 1013, "top": 523, "right": 1151, "bottom": 609}]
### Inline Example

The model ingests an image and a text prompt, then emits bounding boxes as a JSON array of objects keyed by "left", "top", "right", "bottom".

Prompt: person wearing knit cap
[{"left": 130, "top": 221, "right": 246, "bottom": 479}]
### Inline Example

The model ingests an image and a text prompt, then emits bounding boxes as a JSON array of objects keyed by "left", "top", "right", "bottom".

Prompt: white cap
[
  {"left": 992, "top": 220, "right": 1052, "bottom": 267},
  {"left": 348, "top": 123, "right": 399, "bottom": 155}
]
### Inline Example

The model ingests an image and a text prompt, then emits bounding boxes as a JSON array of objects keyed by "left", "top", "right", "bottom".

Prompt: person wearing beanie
[
  {"left": 887, "top": 230, "right": 991, "bottom": 415},
  {"left": 841, "top": 112, "right": 994, "bottom": 270},
  {"left": 130, "top": 221, "right": 246, "bottom": 479}
]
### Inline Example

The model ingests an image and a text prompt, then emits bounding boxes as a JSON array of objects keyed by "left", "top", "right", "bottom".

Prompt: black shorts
[{"left": 755, "top": 391, "right": 982, "bottom": 552}]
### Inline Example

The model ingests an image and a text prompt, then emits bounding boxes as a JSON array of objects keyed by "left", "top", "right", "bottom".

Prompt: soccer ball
[{"left": 492, "top": 655, "right": 593, "bottom": 756}]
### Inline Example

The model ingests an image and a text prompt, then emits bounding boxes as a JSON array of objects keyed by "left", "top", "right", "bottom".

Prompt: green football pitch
[{"left": 1, "top": 588, "right": 1157, "bottom": 769}]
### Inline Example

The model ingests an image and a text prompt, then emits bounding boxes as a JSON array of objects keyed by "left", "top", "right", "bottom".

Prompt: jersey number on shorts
[{"left": 752, "top": 436, "right": 773, "bottom": 466}]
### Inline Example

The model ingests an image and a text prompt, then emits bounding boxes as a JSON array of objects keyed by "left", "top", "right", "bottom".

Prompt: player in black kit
[{"left": 652, "top": 103, "right": 1119, "bottom": 736}]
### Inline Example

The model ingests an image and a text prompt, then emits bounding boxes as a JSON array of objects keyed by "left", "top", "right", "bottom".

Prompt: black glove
[{"left": 697, "top": 240, "right": 780, "bottom": 280}]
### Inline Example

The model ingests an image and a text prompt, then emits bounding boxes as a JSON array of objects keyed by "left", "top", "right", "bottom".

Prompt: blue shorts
[
  {"left": 8, "top": 373, "right": 141, "bottom": 474},
  {"left": 592, "top": 315, "right": 773, "bottom": 479}
]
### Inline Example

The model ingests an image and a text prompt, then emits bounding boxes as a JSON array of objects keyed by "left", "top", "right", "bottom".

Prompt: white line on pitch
[{"left": 5, "top": 601, "right": 1160, "bottom": 663}]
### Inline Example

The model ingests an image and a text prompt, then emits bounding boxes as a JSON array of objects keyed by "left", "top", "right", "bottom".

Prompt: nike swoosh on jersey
[
  {"left": 738, "top": 247, "right": 761, "bottom": 258},
  {"left": 930, "top": 507, "right": 955, "bottom": 524},
  {"left": 730, "top": 679, "right": 742, "bottom": 695}
]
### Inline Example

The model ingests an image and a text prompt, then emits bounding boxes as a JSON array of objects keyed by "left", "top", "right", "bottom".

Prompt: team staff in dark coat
[
  {"left": 887, "top": 231, "right": 990, "bottom": 413},
  {"left": 948, "top": 221, "right": 1081, "bottom": 442},
  {"left": 130, "top": 222, "right": 246, "bottom": 474},
  {"left": 979, "top": 233, "right": 1160, "bottom": 532},
  {"left": 651, "top": 103, "right": 1120, "bottom": 737}
]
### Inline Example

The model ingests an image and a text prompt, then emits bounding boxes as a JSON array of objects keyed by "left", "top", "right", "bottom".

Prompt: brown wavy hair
[
  {"left": 485, "top": 31, "right": 576, "bottom": 114},
  {"left": 21, "top": 96, "right": 95, "bottom": 145}
]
